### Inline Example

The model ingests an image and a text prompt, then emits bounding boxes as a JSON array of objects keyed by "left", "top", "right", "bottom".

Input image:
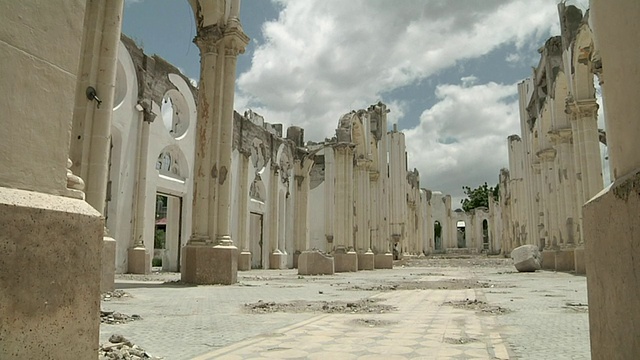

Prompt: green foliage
[
  {"left": 460, "top": 182, "right": 499, "bottom": 212},
  {"left": 152, "top": 257, "right": 162, "bottom": 267},
  {"left": 154, "top": 228, "right": 166, "bottom": 249}
]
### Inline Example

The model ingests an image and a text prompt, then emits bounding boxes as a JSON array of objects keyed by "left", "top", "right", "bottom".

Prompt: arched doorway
[
  {"left": 482, "top": 219, "right": 489, "bottom": 250},
  {"left": 457, "top": 220, "right": 466, "bottom": 248},
  {"left": 434, "top": 221, "right": 442, "bottom": 251}
]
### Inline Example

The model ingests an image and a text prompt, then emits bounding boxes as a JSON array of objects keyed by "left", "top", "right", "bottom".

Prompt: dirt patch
[
  {"left": 443, "top": 336, "right": 481, "bottom": 344},
  {"left": 244, "top": 298, "right": 396, "bottom": 314},
  {"left": 443, "top": 299, "right": 511, "bottom": 315},
  {"left": 344, "top": 279, "right": 492, "bottom": 291},
  {"left": 350, "top": 318, "right": 398, "bottom": 327},
  {"left": 396, "top": 256, "right": 513, "bottom": 269}
]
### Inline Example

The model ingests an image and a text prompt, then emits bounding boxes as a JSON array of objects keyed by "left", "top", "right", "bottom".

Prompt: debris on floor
[
  {"left": 244, "top": 298, "right": 396, "bottom": 314},
  {"left": 99, "top": 334, "right": 163, "bottom": 360},
  {"left": 101, "top": 310, "right": 142, "bottom": 324}
]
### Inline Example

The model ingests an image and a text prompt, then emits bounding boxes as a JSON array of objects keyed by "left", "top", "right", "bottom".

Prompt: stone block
[
  {"left": 374, "top": 253, "right": 393, "bottom": 269},
  {"left": 574, "top": 247, "right": 586, "bottom": 275},
  {"left": 269, "top": 249, "right": 286, "bottom": 269},
  {"left": 181, "top": 244, "right": 238, "bottom": 285},
  {"left": 128, "top": 246, "right": 150, "bottom": 274},
  {"left": 101, "top": 236, "right": 116, "bottom": 292},
  {"left": 0, "top": 188, "right": 103, "bottom": 359},
  {"left": 357, "top": 250, "right": 375, "bottom": 270},
  {"left": 298, "top": 250, "right": 334, "bottom": 275},
  {"left": 541, "top": 250, "right": 556, "bottom": 270},
  {"left": 238, "top": 251, "right": 251, "bottom": 271},
  {"left": 555, "top": 248, "right": 575, "bottom": 272},
  {"left": 584, "top": 173, "right": 640, "bottom": 359},
  {"left": 334, "top": 250, "right": 358, "bottom": 272},
  {"left": 511, "top": 244, "right": 541, "bottom": 272}
]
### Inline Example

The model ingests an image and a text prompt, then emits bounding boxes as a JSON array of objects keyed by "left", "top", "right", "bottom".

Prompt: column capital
[
  {"left": 548, "top": 127, "right": 572, "bottom": 144},
  {"left": 536, "top": 147, "right": 557, "bottom": 161},
  {"left": 565, "top": 97, "right": 599, "bottom": 119},
  {"left": 222, "top": 18, "right": 250, "bottom": 57},
  {"left": 194, "top": 24, "right": 224, "bottom": 54}
]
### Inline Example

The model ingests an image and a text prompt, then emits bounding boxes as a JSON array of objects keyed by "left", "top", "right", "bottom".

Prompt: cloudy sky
[{"left": 123, "top": 0, "right": 592, "bottom": 207}]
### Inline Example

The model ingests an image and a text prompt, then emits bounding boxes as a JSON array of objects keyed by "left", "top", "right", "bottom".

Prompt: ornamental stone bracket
[
  {"left": 548, "top": 127, "right": 573, "bottom": 144},
  {"left": 536, "top": 147, "right": 557, "bottom": 161},
  {"left": 565, "top": 96, "right": 599, "bottom": 119}
]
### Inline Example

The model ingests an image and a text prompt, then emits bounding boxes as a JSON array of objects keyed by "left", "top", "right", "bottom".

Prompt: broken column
[{"left": 584, "top": 1, "right": 640, "bottom": 358}]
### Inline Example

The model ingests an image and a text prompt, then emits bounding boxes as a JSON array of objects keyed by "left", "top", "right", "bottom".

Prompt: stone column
[
  {"left": 550, "top": 129, "right": 577, "bottom": 271},
  {"left": 68, "top": 0, "right": 124, "bottom": 291},
  {"left": 584, "top": 2, "right": 640, "bottom": 358},
  {"left": 567, "top": 99, "right": 602, "bottom": 273},
  {"left": 292, "top": 158, "right": 313, "bottom": 268},
  {"left": 180, "top": 26, "right": 222, "bottom": 283},
  {"left": 353, "top": 161, "right": 370, "bottom": 252},
  {"left": 355, "top": 160, "right": 374, "bottom": 269},
  {"left": 333, "top": 143, "right": 357, "bottom": 272},
  {"left": 268, "top": 165, "right": 284, "bottom": 269},
  {"left": 128, "top": 107, "right": 153, "bottom": 275},
  {"left": 237, "top": 153, "right": 251, "bottom": 270},
  {"left": 0, "top": 1, "right": 109, "bottom": 357},
  {"left": 181, "top": 14, "right": 249, "bottom": 285}
]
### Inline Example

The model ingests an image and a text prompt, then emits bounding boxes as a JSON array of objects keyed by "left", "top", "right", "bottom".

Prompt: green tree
[{"left": 460, "top": 182, "right": 499, "bottom": 212}]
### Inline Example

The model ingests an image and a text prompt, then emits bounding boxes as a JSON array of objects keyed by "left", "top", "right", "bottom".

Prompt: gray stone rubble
[
  {"left": 99, "top": 334, "right": 163, "bottom": 360},
  {"left": 101, "top": 310, "right": 142, "bottom": 325}
]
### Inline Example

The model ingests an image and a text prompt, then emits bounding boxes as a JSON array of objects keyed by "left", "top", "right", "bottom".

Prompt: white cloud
[
  {"left": 235, "top": 0, "right": 586, "bottom": 200},
  {"left": 405, "top": 81, "right": 520, "bottom": 205}
]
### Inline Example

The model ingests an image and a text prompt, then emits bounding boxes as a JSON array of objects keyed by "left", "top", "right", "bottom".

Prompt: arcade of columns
[
  {"left": 2, "top": 0, "right": 638, "bottom": 358},
  {"left": 498, "top": 4, "right": 604, "bottom": 274}
]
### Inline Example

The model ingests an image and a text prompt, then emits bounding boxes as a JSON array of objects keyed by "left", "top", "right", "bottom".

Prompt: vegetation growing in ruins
[{"left": 460, "top": 182, "right": 499, "bottom": 212}]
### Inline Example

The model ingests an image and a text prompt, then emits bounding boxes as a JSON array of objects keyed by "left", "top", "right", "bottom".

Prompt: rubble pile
[
  {"left": 444, "top": 298, "right": 511, "bottom": 315},
  {"left": 101, "top": 310, "right": 142, "bottom": 325},
  {"left": 245, "top": 298, "right": 396, "bottom": 314},
  {"left": 102, "top": 290, "right": 131, "bottom": 301},
  {"left": 99, "top": 334, "right": 163, "bottom": 360}
]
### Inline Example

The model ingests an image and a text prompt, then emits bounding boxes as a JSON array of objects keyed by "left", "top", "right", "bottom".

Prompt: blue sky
[{"left": 122, "top": 0, "right": 592, "bottom": 206}]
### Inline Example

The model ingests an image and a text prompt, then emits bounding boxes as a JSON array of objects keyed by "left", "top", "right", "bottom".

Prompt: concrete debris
[
  {"left": 99, "top": 334, "right": 163, "bottom": 360},
  {"left": 102, "top": 290, "right": 131, "bottom": 301},
  {"left": 511, "top": 244, "right": 542, "bottom": 272},
  {"left": 245, "top": 298, "right": 395, "bottom": 314},
  {"left": 101, "top": 310, "right": 142, "bottom": 325},
  {"left": 443, "top": 298, "right": 511, "bottom": 315}
]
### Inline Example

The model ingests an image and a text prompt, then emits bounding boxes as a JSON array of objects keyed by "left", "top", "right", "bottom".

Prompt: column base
[
  {"left": 555, "top": 248, "right": 575, "bottom": 272},
  {"left": 238, "top": 251, "right": 251, "bottom": 271},
  {"left": 584, "top": 171, "right": 640, "bottom": 359},
  {"left": 574, "top": 247, "right": 586, "bottom": 275},
  {"left": 269, "top": 249, "right": 286, "bottom": 269},
  {"left": 374, "top": 253, "right": 393, "bottom": 269},
  {"left": 0, "top": 188, "right": 103, "bottom": 359},
  {"left": 128, "top": 246, "right": 150, "bottom": 274},
  {"left": 293, "top": 250, "right": 301, "bottom": 269},
  {"left": 181, "top": 243, "right": 238, "bottom": 285},
  {"left": 541, "top": 250, "right": 556, "bottom": 270},
  {"left": 101, "top": 236, "right": 116, "bottom": 292},
  {"left": 298, "top": 250, "right": 334, "bottom": 275},
  {"left": 335, "top": 250, "right": 358, "bottom": 272},
  {"left": 357, "top": 250, "right": 374, "bottom": 270}
]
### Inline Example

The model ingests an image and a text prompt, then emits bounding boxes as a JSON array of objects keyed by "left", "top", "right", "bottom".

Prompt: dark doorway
[{"left": 434, "top": 221, "right": 442, "bottom": 250}]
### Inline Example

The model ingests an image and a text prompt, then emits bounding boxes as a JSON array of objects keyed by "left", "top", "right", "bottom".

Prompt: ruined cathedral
[
  {"left": 1, "top": 1, "right": 639, "bottom": 359},
  {"left": 103, "top": 35, "right": 501, "bottom": 281}
]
